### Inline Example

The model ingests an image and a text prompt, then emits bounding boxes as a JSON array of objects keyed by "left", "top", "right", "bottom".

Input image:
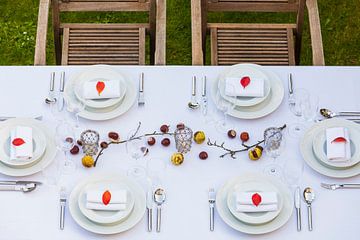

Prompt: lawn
[{"left": 0, "top": 0, "right": 359, "bottom": 65}]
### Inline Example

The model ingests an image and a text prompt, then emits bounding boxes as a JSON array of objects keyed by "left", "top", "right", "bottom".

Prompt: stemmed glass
[
  {"left": 215, "top": 85, "right": 236, "bottom": 132},
  {"left": 283, "top": 156, "right": 304, "bottom": 188},
  {"left": 126, "top": 130, "right": 148, "bottom": 180},
  {"left": 288, "top": 88, "right": 310, "bottom": 137},
  {"left": 55, "top": 121, "right": 76, "bottom": 175},
  {"left": 66, "top": 99, "right": 85, "bottom": 129},
  {"left": 263, "top": 127, "right": 286, "bottom": 178}
]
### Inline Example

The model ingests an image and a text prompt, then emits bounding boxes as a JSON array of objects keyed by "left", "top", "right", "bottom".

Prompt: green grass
[{"left": 0, "top": 0, "right": 359, "bottom": 65}]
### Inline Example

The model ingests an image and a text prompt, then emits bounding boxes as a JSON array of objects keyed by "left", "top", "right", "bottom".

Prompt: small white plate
[
  {"left": 0, "top": 118, "right": 56, "bottom": 177},
  {"left": 312, "top": 129, "right": 360, "bottom": 169},
  {"left": 216, "top": 173, "right": 292, "bottom": 235},
  {"left": 78, "top": 181, "right": 135, "bottom": 225},
  {"left": 227, "top": 181, "right": 283, "bottom": 225},
  {"left": 300, "top": 118, "right": 360, "bottom": 178},
  {"left": 69, "top": 174, "right": 146, "bottom": 235},
  {"left": 0, "top": 125, "right": 46, "bottom": 168},
  {"left": 64, "top": 66, "right": 137, "bottom": 121},
  {"left": 217, "top": 64, "right": 271, "bottom": 107},
  {"left": 73, "top": 67, "right": 127, "bottom": 109}
]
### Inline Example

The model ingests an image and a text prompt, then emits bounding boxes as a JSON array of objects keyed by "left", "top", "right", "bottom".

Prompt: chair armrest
[
  {"left": 306, "top": 0, "right": 325, "bottom": 66},
  {"left": 34, "top": 0, "right": 50, "bottom": 65},
  {"left": 191, "top": 0, "right": 204, "bottom": 65},
  {"left": 154, "top": 0, "right": 166, "bottom": 65}
]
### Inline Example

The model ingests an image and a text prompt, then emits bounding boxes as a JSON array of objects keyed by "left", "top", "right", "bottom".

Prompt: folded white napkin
[
  {"left": 83, "top": 80, "right": 121, "bottom": 100},
  {"left": 235, "top": 191, "right": 278, "bottom": 213},
  {"left": 10, "top": 126, "right": 33, "bottom": 161},
  {"left": 86, "top": 189, "right": 127, "bottom": 211},
  {"left": 326, "top": 127, "right": 351, "bottom": 162},
  {"left": 225, "top": 76, "right": 264, "bottom": 97}
]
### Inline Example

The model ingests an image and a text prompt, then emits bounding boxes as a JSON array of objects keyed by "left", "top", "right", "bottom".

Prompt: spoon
[
  {"left": 303, "top": 187, "right": 315, "bottom": 231},
  {"left": 188, "top": 76, "right": 200, "bottom": 109},
  {"left": 320, "top": 108, "right": 360, "bottom": 118},
  {"left": 154, "top": 188, "right": 166, "bottom": 232},
  {"left": 45, "top": 72, "right": 57, "bottom": 104}
]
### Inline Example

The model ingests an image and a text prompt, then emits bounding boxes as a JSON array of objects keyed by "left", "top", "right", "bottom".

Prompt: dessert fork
[
  {"left": 208, "top": 188, "right": 216, "bottom": 231},
  {"left": 321, "top": 183, "right": 360, "bottom": 190}
]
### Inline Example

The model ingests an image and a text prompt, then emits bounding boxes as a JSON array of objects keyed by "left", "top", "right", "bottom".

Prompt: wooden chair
[
  {"left": 191, "top": 0, "right": 325, "bottom": 66},
  {"left": 34, "top": 0, "right": 166, "bottom": 65}
]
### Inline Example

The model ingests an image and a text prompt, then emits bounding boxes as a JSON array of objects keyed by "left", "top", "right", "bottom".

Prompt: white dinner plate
[
  {"left": 300, "top": 118, "right": 360, "bottom": 178},
  {"left": 78, "top": 181, "right": 135, "bottom": 225},
  {"left": 216, "top": 173, "right": 292, "bottom": 235},
  {"left": 312, "top": 129, "right": 360, "bottom": 169},
  {"left": 73, "top": 67, "right": 127, "bottom": 109},
  {"left": 0, "top": 118, "right": 56, "bottom": 176},
  {"left": 64, "top": 66, "right": 136, "bottom": 121},
  {"left": 227, "top": 181, "right": 283, "bottom": 225},
  {"left": 69, "top": 174, "right": 146, "bottom": 235},
  {"left": 217, "top": 64, "right": 271, "bottom": 107},
  {"left": 212, "top": 67, "right": 284, "bottom": 120}
]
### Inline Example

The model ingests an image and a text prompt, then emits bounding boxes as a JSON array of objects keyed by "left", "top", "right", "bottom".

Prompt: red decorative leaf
[
  {"left": 102, "top": 190, "right": 111, "bottom": 205},
  {"left": 240, "top": 76, "right": 251, "bottom": 89},
  {"left": 12, "top": 138, "right": 25, "bottom": 146},
  {"left": 96, "top": 81, "right": 106, "bottom": 96},
  {"left": 252, "top": 193, "right": 262, "bottom": 207},
  {"left": 332, "top": 137, "right": 347, "bottom": 143}
]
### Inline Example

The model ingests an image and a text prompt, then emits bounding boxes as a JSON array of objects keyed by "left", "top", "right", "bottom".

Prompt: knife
[
  {"left": 288, "top": 73, "right": 295, "bottom": 105},
  {"left": 138, "top": 72, "right": 145, "bottom": 106},
  {"left": 0, "top": 182, "right": 39, "bottom": 193},
  {"left": 201, "top": 76, "right": 208, "bottom": 115},
  {"left": 294, "top": 187, "right": 302, "bottom": 231},
  {"left": 57, "top": 71, "right": 65, "bottom": 112},
  {"left": 146, "top": 189, "right": 153, "bottom": 232},
  {"left": 0, "top": 115, "right": 43, "bottom": 121},
  {"left": 59, "top": 187, "right": 67, "bottom": 230}
]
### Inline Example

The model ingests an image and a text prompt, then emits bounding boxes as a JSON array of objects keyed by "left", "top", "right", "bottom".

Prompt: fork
[
  {"left": 321, "top": 183, "right": 360, "bottom": 190},
  {"left": 59, "top": 187, "right": 67, "bottom": 230},
  {"left": 138, "top": 72, "right": 145, "bottom": 106},
  {"left": 208, "top": 188, "right": 216, "bottom": 231}
]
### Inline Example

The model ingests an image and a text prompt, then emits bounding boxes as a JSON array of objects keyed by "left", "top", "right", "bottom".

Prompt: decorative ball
[
  {"left": 161, "top": 138, "right": 171, "bottom": 146},
  {"left": 248, "top": 146, "right": 263, "bottom": 161},
  {"left": 160, "top": 125, "right": 169, "bottom": 133},
  {"left": 194, "top": 131, "right": 206, "bottom": 144},
  {"left": 70, "top": 145, "right": 79, "bottom": 155},
  {"left": 100, "top": 141, "right": 108, "bottom": 149},
  {"left": 199, "top": 151, "right": 208, "bottom": 160},
  {"left": 108, "top": 132, "right": 119, "bottom": 141},
  {"left": 227, "top": 130, "right": 237, "bottom": 139},
  {"left": 176, "top": 123, "right": 185, "bottom": 130},
  {"left": 240, "top": 132, "right": 250, "bottom": 142},
  {"left": 171, "top": 152, "right": 184, "bottom": 165},
  {"left": 82, "top": 155, "right": 94, "bottom": 168},
  {"left": 147, "top": 137, "right": 156, "bottom": 146}
]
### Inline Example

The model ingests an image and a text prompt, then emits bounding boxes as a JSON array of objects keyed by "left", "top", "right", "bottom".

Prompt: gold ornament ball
[
  {"left": 194, "top": 131, "right": 206, "bottom": 144},
  {"left": 248, "top": 146, "right": 263, "bottom": 161},
  {"left": 171, "top": 152, "right": 184, "bottom": 166},
  {"left": 82, "top": 155, "right": 95, "bottom": 168}
]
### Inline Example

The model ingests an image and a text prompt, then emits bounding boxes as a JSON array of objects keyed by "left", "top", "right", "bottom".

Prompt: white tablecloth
[{"left": 0, "top": 66, "right": 360, "bottom": 240}]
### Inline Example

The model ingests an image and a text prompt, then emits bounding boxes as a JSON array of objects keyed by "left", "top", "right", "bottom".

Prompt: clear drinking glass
[
  {"left": 146, "top": 158, "right": 167, "bottom": 188},
  {"left": 55, "top": 121, "right": 76, "bottom": 175},
  {"left": 263, "top": 127, "right": 286, "bottom": 178},
  {"left": 283, "top": 156, "right": 304, "bottom": 188},
  {"left": 126, "top": 130, "right": 148, "bottom": 179},
  {"left": 215, "top": 85, "right": 236, "bottom": 132},
  {"left": 301, "top": 93, "right": 319, "bottom": 122},
  {"left": 288, "top": 88, "right": 310, "bottom": 137},
  {"left": 66, "top": 99, "right": 85, "bottom": 129}
]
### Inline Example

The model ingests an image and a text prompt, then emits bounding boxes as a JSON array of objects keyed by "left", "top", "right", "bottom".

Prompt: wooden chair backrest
[{"left": 56, "top": 0, "right": 152, "bottom": 12}]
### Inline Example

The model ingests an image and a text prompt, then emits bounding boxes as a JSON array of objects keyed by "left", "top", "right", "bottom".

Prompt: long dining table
[{"left": 0, "top": 65, "right": 360, "bottom": 240}]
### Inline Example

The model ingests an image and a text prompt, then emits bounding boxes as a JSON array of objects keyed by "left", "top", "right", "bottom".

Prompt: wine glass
[
  {"left": 215, "top": 85, "right": 236, "bottom": 132},
  {"left": 146, "top": 158, "right": 167, "bottom": 188},
  {"left": 288, "top": 88, "right": 310, "bottom": 137},
  {"left": 41, "top": 156, "right": 61, "bottom": 186},
  {"left": 126, "top": 130, "right": 148, "bottom": 180},
  {"left": 55, "top": 121, "right": 76, "bottom": 175},
  {"left": 263, "top": 127, "right": 286, "bottom": 178},
  {"left": 283, "top": 155, "right": 304, "bottom": 188},
  {"left": 66, "top": 99, "right": 85, "bottom": 129},
  {"left": 301, "top": 93, "right": 319, "bottom": 122}
]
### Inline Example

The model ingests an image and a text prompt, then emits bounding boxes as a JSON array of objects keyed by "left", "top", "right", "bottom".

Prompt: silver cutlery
[
  {"left": 208, "top": 188, "right": 216, "bottom": 231},
  {"left": 0, "top": 181, "right": 41, "bottom": 193},
  {"left": 0, "top": 115, "right": 43, "bottom": 121},
  {"left": 45, "top": 72, "right": 57, "bottom": 104},
  {"left": 288, "top": 73, "right": 295, "bottom": 106},
  {"left": 154, "top": 188, "right": 166, "bottom": 232},
  {"left": 147, "top": 189, "right": 153, "bottom": 232},
  {"left": 138, "top": 72, "right": 145, "bottom": 106},
  {"left": 201, "top": 76, "right": 208, "bottom": 115},
  {"left": 57, "top": 71, "right": 65, "bottom": 112},
  {"left": 294, "top": 187, "right": 302, "bottom": 231},
  {"left": 303, "top": 187, "right": 315, "bottom": 231},
  {"left": 320, "top": 108, "right": 360, "bottom": 118},
  {"left": 188, "top": 76, "right": 200, "bottom": 109},
  {"left": 59, "top": 187, "right": 67, "bottom": 230},
  {"left": 321, "top": 183, "right": 360, "bottom": 190}
]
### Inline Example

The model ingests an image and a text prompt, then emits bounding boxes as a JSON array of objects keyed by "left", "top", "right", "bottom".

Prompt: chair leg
[{"left": 54, "top": 28, "right": 62, "bottom": 65}]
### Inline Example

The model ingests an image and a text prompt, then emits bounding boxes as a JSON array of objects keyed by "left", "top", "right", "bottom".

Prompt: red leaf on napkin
[
  {"left": 96, "top": 81, "right": 106, "bottom": 96},
  {"left": 12, "top": 138, "right": 25, "bottom": 146},
  {"left": 332, "top": 137, "right": 347, "bottom": 143},
  {"left": 240, "top": 76, "right": 251, "bottom": 89},
  {"left": 252, "top": 193, "right": 262, "bottom": 207},
  {"left": 102, "top": 190, "right": 111, "bottom": 205}
]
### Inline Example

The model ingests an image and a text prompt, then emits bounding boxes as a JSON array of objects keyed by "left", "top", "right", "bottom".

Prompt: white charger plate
[
  {"left": 78, "top": 181, "right": 135, "bottom": 225},
  {"left": 73, "top": 67, "right": 127, "bottom": 109},
  {"left": 312, "top": 129, "right": 360, "bottom": 169},
  {"left": 64, "top": 66, "right": 136, "bottom": 121},
  {"left": 216, "top": 173, "right": 292, "bottom": 235},
  {"left": 212, "top": 67, "right": 284, "bottom": 119},
  {"left": 217, "top": 64, "right": 271, "bottom": 107},
  {"left": 0, "top": 125, "right": 46, "bottom": 168},
  {"left": 227, "top": 181, "right": 283, "bottom": 225},
  {"left": 300, "top": 118, "right": 360, "bottom": 178},
  {"left": 0, "top": 118, "right": 56, "bottom": 176},
  {"left": 69, "top": 174, "right": 146, "bottom": 235}
]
